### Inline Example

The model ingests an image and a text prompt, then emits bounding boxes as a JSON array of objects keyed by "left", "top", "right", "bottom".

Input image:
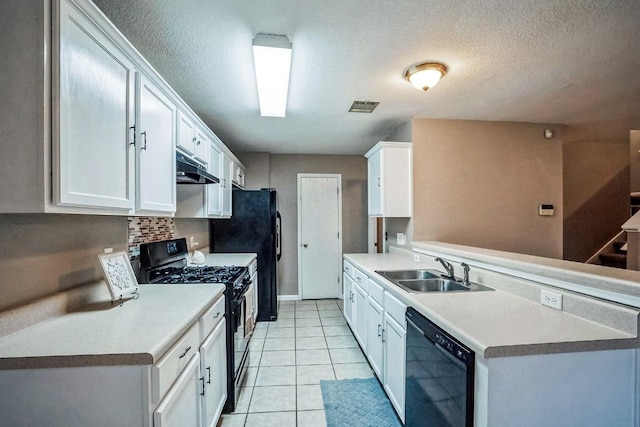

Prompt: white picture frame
[{"left": 98, "top": 251, "right": 139, "bottom": 302}]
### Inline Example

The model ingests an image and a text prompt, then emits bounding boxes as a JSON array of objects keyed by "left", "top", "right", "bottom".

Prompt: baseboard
[{"left": 277, "top": 295, "right": 300, "bottom": 301}]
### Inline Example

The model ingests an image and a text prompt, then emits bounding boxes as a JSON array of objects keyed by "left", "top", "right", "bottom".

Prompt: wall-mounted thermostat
[{"left": 539, "top": 204, "right": 554, "bottom": 216}]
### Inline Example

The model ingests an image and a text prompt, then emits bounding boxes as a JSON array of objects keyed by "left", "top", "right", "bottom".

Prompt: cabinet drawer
[
  {"left": 343, "top": 261, "right": 354, "bottom": 278},
  {"left": 368, "top": 280, "right": 384, "bottom": 306},
  {"left": 153, "top": 322, "right": 200, "bottom": 404},
  {"left": 199, "top": 295, "right": 225, "bottom": 342},
  {"left": 384, "top": 292, "right": 407, "bottom": 327},
  {"left": 353, "top": 268, "right": 368, "bottom": 292}
]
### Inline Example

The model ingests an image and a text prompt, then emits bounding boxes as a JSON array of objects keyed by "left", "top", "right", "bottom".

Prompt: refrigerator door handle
[{"left": 276, "top": 211, "right": 282, "bottom": 261}]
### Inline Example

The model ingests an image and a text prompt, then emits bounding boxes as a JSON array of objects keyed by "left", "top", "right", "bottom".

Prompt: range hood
[{"left": 176, "top": 152, "right": 219, "bottom": 184}]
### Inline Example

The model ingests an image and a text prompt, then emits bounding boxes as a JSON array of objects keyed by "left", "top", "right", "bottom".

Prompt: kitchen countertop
[
  {"left": 345, "top": 253, "right": 640, "bottom": 358},
  {"left": 190, "top": 251, "right": 256, "bottom": 267},
  {"left": 0, "top": 283, "right": 224, "bottom": 370}
]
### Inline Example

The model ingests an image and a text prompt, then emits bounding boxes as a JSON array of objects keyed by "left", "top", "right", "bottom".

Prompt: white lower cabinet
[
  {"left": 249, "top": 260, "right": 259, "bottom": 322},
  {"left": 154, "top": 353, "right": 202, "bottom": 427},
  {"left": 353, "top": 280, "right": 369, "bottom": 350},
  {"left": 342, "top": 260, "right": 407, "bottom": 422},
  {"left": 343, "top": 273, "right": 354, "bottom": 327},
  {"left": 0, "top": 294, "right": 227, "bottom": 427},
  {"left": 200, "top": 320, "right": 227, "bottom": 427},
  {"left": 366, "top": 296, "right": 384, "bottom": 379},
  {"left": 383, "top": 311, "right": 406, "bottom": 423}
]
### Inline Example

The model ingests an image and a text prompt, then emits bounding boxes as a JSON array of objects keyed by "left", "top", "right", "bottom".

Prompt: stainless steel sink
[
  {"left": 398, "top": 278, "right": 469, "bottom": 292},
  {"left": 376, "top": 269, "right": 441, "bottom": 281},
  {"left": 375, "top": 269, "right": 493, "bottom": 293}
]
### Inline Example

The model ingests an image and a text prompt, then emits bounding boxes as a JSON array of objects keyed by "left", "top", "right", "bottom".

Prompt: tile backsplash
[{"left": 128, "top": 217, "right": 175, "bottom": 257}]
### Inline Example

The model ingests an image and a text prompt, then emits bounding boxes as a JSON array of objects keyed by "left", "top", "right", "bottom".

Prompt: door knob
[{"left": 303, "top": 243, "right": 308, "bottom": 248}]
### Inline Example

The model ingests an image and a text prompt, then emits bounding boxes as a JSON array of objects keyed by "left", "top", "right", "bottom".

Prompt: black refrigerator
[{"left": 209, "top": 188, "right": 280, "bottom": 321}]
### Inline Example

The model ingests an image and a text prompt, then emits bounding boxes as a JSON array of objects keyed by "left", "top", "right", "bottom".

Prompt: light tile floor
[{"left": 217, "top": 299, "right": 374, "bottom": 427}]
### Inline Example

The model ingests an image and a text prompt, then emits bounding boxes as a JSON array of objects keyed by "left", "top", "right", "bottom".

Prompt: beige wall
[
  {"left": 174, "top": 218, "right": 209, "bottom": 251},
  {"left": 239, "top": 152, "right": 271, "bottom": 190},
  {"left": 630, "top": 131, "right": 640, "bottom": 193},
  {"left": 563, "top": 129, "right": 629, "bottom": 262},
  {"left": 0, "top": 214, "right": 212, "bottom": 313},
  {"left": 412, "top": 119, "right": 564, "bottom": 259},
  {"left": 238, "top": 153, "right": 368, "bottom": 297},
  {"left": 0, "top": 214, "right": 128, "bottom": 312}
]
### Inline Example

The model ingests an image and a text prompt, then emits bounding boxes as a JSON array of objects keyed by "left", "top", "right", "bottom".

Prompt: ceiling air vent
[{"left": 348, "top": 101, "right": 379, "bottom": 113}]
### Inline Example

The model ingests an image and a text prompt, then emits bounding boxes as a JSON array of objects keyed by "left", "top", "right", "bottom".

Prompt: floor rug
[{"left": 320, "top": 377, "right": 403, "bottom": 427}]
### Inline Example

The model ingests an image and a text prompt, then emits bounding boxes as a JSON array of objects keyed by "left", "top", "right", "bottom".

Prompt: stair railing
[{"left": 586, "top": 230, "right": 626, "bottom": 265}]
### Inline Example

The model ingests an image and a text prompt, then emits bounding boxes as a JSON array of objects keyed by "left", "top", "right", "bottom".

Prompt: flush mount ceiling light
[
  {"left": 252, "top": 33, "right": 292, "bottom": 117},
  {"left": 404, "top": 63, "right": 447, "bottom": 92}
]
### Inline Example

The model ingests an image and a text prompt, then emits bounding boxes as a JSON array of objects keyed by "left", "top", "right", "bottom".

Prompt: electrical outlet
[
  {"left": 103, "top": 247, "right": 113, "bottom": 254},
  {"left": 541, "top": 289, "right": 562, "bottom": 310},
  {"left": 413, "top": 254, "right": 420, "bottom": 262}
]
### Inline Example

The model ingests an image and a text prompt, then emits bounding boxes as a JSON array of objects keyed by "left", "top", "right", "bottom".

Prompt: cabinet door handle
[
  {"left": 381, "top": 328, "right": 386, "bottom": 343},
  {"left": 213, "top": 312, "right": 221, "bottom": 319},
  {"left": 377, "top": 324, "right": 382, "bottom": 337},
  {"left": 206, "top": 366, "right": 211, "bottom": 384},
  {"left": 129, "top": 125, "right": 136, "bottom": 146},
  {"left": 140, "top": 131, "right": 147, "bottom": 151},
  {"left": 200, "top": 377, "right": 205, "bottom": 396},
  {"left": 197, "top": 139, "right": 201, "bottom": 146},
  {"left": 179, "top": 346, "right": 192, "bottom": 359},
  {"left": 377, "top": 177, "right": 381, "bottom": 187}
]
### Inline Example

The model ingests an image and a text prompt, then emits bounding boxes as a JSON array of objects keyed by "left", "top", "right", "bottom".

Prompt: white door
[
  {"left": 137, "top": 75, "right": 176, "bottom": 214},
  {"left": 298, "top": 174, "right": 342, "bottom": 300}
]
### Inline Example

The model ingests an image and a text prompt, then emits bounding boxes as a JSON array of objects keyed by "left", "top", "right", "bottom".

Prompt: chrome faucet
[
  {"left": 435, "top": 257, "right": 455, "bottom": 280},
  {"left": 461, "top": 262, "right": 470, "bottom": 286}
]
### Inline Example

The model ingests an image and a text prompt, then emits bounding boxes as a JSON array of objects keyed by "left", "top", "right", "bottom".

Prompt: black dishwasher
[{"left": 405, "top": 307, "right": 474, "bottom": 427}]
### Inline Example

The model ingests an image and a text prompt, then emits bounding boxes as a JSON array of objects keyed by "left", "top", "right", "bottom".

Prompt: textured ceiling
[{"left": 92, "top": 0, "right": 640, "bottom": 155}]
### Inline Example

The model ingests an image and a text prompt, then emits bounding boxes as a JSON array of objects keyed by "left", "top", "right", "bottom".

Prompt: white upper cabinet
[
  {"left": 194, "top": 127, "right": 210, "bottom": 165},
  {"left": 1, "top": 0, "right": 243, "bottom": 216},
  {"left": 137, "top": 75, "right": 176, "bottom": 214},
  {"left": 207, "top": 142, "right": 223, "bottom": 217},
  {"left": 232, "top": 161, "right": 245, "bottom": 189},
  {"left": 365, "top": 142, "right": 412, "bottom": 217},
  {"left": 177, "top": 111, "right": 209, "bottom": 166},
  {"left": 177, "top": 111, "right": 197, "bottom": 156},
  {"left": 54, "top": 0, "right": 135, "bottom": 211},
  {"left": 221, "top": 154, "right": 233, "bottom": 217}
]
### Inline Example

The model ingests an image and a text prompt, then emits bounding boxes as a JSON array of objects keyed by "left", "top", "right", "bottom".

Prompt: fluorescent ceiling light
[{"left": 252, "top": 33, "right": 292, "bottom": 117}]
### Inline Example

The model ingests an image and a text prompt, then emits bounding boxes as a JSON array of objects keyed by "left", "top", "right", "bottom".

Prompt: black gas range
[
  {"left": 149, "top": 265, "right": 250, "bottom": 299},
  {"left": 139, "top": 237, "right": 252, "bottom": 414}
]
